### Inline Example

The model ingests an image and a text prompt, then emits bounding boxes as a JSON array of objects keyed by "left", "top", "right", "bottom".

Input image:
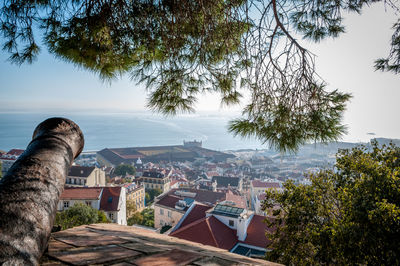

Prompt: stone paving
[{"left": 40, "top": 223, "right": 280, "bottom": 265}]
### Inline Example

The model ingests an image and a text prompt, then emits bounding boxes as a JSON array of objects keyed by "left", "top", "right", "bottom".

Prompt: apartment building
[
  {"left": 58, "top": 187, "right": 127, "bottom": 225},
  {"left": 65, "top": 166, "right": 106, "bottom": 187}
]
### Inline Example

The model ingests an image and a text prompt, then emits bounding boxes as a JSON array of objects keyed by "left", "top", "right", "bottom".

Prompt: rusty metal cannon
[{"left": 0, "top": 118, "right": 84, "bottom": 265}]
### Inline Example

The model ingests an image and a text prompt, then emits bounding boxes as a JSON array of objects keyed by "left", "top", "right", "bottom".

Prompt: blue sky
[{"left": 0, "top": 2, "right": 399, "bottom": 142}]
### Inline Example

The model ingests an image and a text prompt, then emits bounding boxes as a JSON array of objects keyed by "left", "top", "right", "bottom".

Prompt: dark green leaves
[
  {"left": 114, "top": 164, "right": 136, "bottom": 176},
  {"left": 55, "top": 203, "right": 109, "bottom": 230},
  {"left": 264, "top": 142, "right": 400, "bottom": 264}
]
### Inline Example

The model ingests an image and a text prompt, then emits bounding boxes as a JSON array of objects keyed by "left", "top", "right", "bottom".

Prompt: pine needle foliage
[
  {"left": 1, "top": 0, "right": 398, "bottom": 152},
  {"left": 375, "top": 18, "right": 400, "bottom": 74}
]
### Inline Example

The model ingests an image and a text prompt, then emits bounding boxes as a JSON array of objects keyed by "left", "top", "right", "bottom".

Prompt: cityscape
[
  {"left": 0, "top": 0, "right": 399, "bottom": 265},
  {"left": 1, "top": 136, "right": 398, "bottom": 263}
]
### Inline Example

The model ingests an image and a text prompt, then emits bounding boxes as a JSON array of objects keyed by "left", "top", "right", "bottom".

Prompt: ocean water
[{"left": 0, "top": 112, "right": 265, "bottom": 152}]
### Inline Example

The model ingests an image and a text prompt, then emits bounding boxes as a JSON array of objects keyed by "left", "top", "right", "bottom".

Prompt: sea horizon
[
  {"left": 0, "top": 111, "right": 388, "bottom": 153},
  {"left": 0, "top": 111, "right": 265, "bottom": 152}
]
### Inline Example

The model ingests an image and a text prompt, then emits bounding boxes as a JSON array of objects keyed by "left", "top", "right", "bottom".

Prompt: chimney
[
  {"left": 0, "top": 118, "right": 84, "bottom": 265},
  {"left": 212, "top": 180, "right": 217, "bottom": 192},
  {"left": 237, "top": 213, "right": 253, "bottom": 241}
]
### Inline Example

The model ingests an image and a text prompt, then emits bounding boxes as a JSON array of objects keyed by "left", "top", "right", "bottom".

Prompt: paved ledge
[{"left": 41, "top": 223, "right": 280, "bottom": 265}]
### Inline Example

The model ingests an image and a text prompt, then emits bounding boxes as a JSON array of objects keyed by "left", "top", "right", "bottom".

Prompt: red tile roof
[
  {"left": 155, "top": 195, "right": 182, "bottom": 210},
  {"left": 0, "top": 149, "right": 25, "bottom": 160},
  {"left": 170, "top": 216, "right": 238, "bottom": 250},
  {"left": 251, "top": 180, "right": 280, "bottom": 189},
  {"left": 207, "top": 171, "right": 219, "bottom": 177},
  {"left": 0, "top": 157, "right": 16, "bottom": 161},
  {"left": 7, "top": 149, "right": 24, "bottom": 156},
  {"left": 100, "top": 187, "right": 122, "bottom": 212},
  {"left": 179, "top": 204, "right": 212, "bottom": 228},
  {"left": 225, "top": 193, "right": 247, "bottom": 209},
  {"left": 242, "top": 215, "right": 272, "bottom": 248},
  {"left": 60, "top": 187, "right": 102, "bottom": 200}
]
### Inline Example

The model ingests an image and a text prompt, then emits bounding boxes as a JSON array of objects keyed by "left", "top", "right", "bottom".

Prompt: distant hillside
[
  {"left": 370, "top": 138, "right": 400, "bottom": 147},
  {"left": 229, "top": 139, "right": 400, "bottom": 157},
  {"left": 292, "top": 139, "right": 400, "bottom": 156}
]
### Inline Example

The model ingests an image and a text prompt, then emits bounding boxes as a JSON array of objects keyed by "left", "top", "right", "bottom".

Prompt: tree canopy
[
  {"left": 55, "top": 203, "right": 109, "bottom": 230},
  {"left": 127, "top": 207, "right": 154, "bottom": 227},
  {"left": 263, "top": 141, "right": 400, "bottom": 265},
  {"left": 126, "top": 199, "right": 137, "bottom": 217},
  {"left": 146, "top": 188, "right": 163, "bottom": 204},
  {"left": 114, "top": 164, "right": 136, "bottom": 176},
  {"left": 1, "top": 0, "right": 398, "bottom": 151}
]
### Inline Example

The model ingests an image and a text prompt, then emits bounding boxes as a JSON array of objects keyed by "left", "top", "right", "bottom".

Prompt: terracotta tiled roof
[
  {"left": 252, "top": 180, "right": 281, "bottom": 188},
  {"left": 225, "top": 193, "right": 247, "bottom": 209},
  {"left": 0, "top": 157, "right": 16, "bottom": 161},
  {"left": 170, "top": 216, "right": 238, "bottom": 250},
  {"left": 243, "top": 215, "right": 272, "bottom": 248},
  {"left": 100, "top": 187, "right": 121, "bottom": 212},
  {"left": 155, "top": 195, "right": 182, "bottom": 209},
  {"left": 7, "top": 149, "right": 24, "bottom": 156},
  {"left": 207, "top": 171, "right": 219, "bottom": 177},
  {"left": 60, "top": 187, "right": 102, "bottom": 200},
  {"left": 0, "top": 149, "right": 25, "bottom": 160},
  {"left": 42, "top": 223, "right": 278, "bottom": 265},
  {"left": 179, "top": 204, "right": 212, "bottom": 228},
  {"left": 68, "top": 166, "right": 95, "bottom": 177}
]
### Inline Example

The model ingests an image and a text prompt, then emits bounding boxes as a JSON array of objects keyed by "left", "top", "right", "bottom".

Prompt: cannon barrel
[{"left": 0, "top": 118, "right": 84, "bottom": 265}]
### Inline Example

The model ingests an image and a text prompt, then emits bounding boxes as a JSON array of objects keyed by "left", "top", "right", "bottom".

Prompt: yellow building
[
  {"left": 126, "top": 185, "right": 145, "bottom": 214},
  {"left": 139, "top": 170, "right": 171, "bottom": 193}
]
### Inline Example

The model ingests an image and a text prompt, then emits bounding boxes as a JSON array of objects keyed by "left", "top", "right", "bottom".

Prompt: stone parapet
[{"left": 42, "top": 223, "right": 281, "bottom": 265}]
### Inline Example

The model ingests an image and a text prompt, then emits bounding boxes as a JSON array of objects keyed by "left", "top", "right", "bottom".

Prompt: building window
[
  {"left": 109, "top": 213, "right": 114, "bottom": 220},
  {"left": 168, "top": 211, "right": 171, "bottom": 218},
  {"left": 63, "top": 201, "right": 69, "bottom": 208},
  {"left": 160, "top": 209, "right": 164, "bottom": 215},
  {"left": 160, "top": 220, "right": 164, "bottom": 226},
  {"left": 85, "top": 201, "right": 91, "bottom": 207},
  {"left": 229, "top": 220, "right": 234, "bottom": 227}
]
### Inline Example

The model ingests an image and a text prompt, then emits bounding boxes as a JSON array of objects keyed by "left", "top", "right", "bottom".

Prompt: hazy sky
[{"left": 0, "top": 2, "right": 399, "bottom": 142}]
